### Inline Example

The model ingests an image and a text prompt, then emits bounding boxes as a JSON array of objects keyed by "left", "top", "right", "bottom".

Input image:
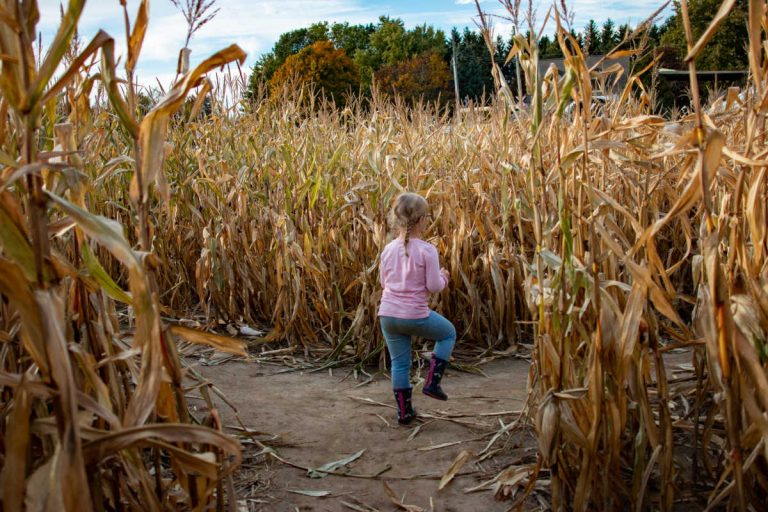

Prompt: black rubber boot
[
  {"left": 394, "top": 388, "right": 416, "bottom": 425},
  {"left": 422, "top": 355, "right": 448, "bottom": 401}
]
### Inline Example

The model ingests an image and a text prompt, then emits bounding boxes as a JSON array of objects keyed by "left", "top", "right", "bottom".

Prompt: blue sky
[{"left": 37, "top": 1, "right": 673, "bottom": 88}]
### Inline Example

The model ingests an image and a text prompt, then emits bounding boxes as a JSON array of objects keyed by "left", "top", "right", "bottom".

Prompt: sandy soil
[{"left": 196, "top": 357, "right": 535, "bottom": 511}]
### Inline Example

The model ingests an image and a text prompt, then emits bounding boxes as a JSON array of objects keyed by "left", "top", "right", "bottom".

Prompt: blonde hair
[{"left": 388, "top": 192, "right": 428, "bottom": 257}]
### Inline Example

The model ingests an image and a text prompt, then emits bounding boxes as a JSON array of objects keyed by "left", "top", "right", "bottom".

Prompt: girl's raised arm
[{"left": 425, "top": 246, "right": 447, "bottom": 293}]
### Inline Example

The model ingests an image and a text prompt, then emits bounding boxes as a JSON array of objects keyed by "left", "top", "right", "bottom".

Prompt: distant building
[
  {"left": 657, "top": 68, "right": 748, "bottom": 88},
  {"left": 537, "top": 55, "right": 631, "bottom": 92}
]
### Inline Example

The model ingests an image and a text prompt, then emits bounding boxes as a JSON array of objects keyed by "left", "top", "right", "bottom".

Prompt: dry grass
[
  {"left": 469, "top": 0, "right": 768, "bottom": 509},
  {"left": 92, "top": 86, "right": 531, "bottom": 360},
  {"left": 0, "top": 1, "right": 246, "bottom": 509},
  {"left": 0, "top": 0, "right": 766, "bottom": 510}
]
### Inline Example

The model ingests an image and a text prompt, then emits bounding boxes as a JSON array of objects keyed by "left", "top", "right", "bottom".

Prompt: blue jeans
[{"left": 379, "top": 311, "right": 456, "bottom": 390}]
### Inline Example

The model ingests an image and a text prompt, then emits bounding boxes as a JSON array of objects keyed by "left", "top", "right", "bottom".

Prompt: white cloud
[
  {"left": 37, "top": 1, "right": 120, "bottom": 32},
  {"left": 33, "top": 0, "right": 673, "bottom": 87}
]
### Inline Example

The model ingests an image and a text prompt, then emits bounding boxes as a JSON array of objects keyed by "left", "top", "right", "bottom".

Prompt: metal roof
[{"left": 657, "top": 68, "right": 748, "bottom": 80}]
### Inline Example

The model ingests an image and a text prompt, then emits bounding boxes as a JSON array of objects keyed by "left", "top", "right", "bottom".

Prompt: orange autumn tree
[
  {"left": 375, "top": 49, "right": 453, "bottom": 105},
  {"left": 269, "top": 40, "right": 360, "bottom": 105}
]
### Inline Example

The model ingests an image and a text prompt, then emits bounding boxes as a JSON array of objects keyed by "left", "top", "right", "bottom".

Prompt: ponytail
[{"left": 404, "top": 224, "right": 411, "bottom": 257}]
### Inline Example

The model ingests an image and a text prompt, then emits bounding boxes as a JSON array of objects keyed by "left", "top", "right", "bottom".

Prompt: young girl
[{"left": 378, "top": 192, "right": 456, "bottom": 425}]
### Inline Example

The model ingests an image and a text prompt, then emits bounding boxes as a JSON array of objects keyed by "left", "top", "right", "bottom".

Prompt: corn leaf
[
  {"left": 0, "top": 377, "right": 31, "bottom": 511},
  {"left": 439, "top": 450, "right": 472, "bottom": 490},
  {"left": 134, "top": 44, "right": 246, "bottom": 204},
  {"left": 169, "top": 325, "right": 248, "bottom": 357},
  {"left": 684, "top": 0, "right": 737, "bottom": 63},
  {"left": 28, "top": 0, "right": 86, "bottom": 109},
  {"left": 127, "top": 0, "right": 149, "bottom": 73},
  {"left": 307, "top": 449, "right": 365, "bottom": 478},
  {"left": 81, "top": 241, "right": 133, "bottom": 304}
]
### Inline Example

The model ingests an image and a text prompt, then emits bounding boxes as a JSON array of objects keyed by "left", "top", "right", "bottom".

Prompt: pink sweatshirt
[{"left": 378, "top": 237, "right": 448, "bottom": 319}]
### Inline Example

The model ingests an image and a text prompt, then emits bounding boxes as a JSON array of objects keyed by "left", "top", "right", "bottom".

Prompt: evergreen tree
[
  {"left": 407, "top": 24, "right": 448, "bottom": 57},
  {"left": 451, "top": 28, "right": 493, "bottom": 102},
  {"left": 570, "top": 29, "right": 584, "bottom": 52},
  {"left": 616, "top": 23, "right": 632, "bottom": 49},
  {"left": 660, "top": 0, "right": 748, "bottom": 70},
  {"left": 583, "top": 20, "right": 600, "bottom": 54},
  {"left": 539, "top": 34, "right": 563, "bottom": 59},
  {"left": 449, "top": 28, "right": 516, "bottom": 103},
  {"left": 599, "top": 19, "right": 617, "bottom": 54},
  {"left": 495, "top": 35, "right": 515, "bottom": 87}
]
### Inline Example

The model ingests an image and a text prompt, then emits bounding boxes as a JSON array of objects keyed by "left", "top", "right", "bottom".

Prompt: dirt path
[{"left": 197, "top": 357, "right": 534, "bottom": 511}]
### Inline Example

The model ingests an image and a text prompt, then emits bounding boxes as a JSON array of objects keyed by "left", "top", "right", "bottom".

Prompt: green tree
[
  {"left": 648, "top": 22, "right": 666, "bottom": 45},
  {"left": 269, "top": 41, "right": 360, "bottom": 105},
  {"left": 570, "top": 29, "right": 584, "bottom": 52},
  {"left": 330, "top": 22, "right": 375, "bottom": 58},
  {"left": 354, "top": 16, "right": 407, "bottom": 78},
  {"left": 135, "top": 89, "right": 159, "bottom": 116},
  {"left": 615, "top": 23, "right": 632, "bottom": 49},
  {"left": 494, "top": 35, "right": 516, "bottom": 90},
  {"left": 599, "top": 19, "right": 617, "bottom": 54},
  {"left": 452, "top": 28, "right": 492, "bottom": 102},
  {"left": 539, "top": 34, "right": 563, "bottom": 59},
  {"left": 660, "top": 0, "right": 748, "bottom": 70},
  {"left": 583, "top": 20, "right": 600, "bottom": 54},
  {"left": 407, "top": 24, "right": 448, "bottom": 58},
  {"left": 355, "top": 17, "right": 448, "bottom": 86},
  {"left": 448, "top": 28, "right": 518, "bottom": 104}
]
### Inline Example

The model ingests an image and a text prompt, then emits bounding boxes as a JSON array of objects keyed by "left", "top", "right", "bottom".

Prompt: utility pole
[{"left": 452, "top": 38, "right": 461, "bottom": 111}]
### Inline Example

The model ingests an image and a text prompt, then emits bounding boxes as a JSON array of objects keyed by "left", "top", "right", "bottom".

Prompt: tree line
[{"left": 246, "top": 0, "right": 750, "bottom": 109}]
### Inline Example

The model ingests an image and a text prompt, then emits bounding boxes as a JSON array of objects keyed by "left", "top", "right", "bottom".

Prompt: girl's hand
[{"left": 440, "top": 267, "right": 449, "bottom": 280}]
